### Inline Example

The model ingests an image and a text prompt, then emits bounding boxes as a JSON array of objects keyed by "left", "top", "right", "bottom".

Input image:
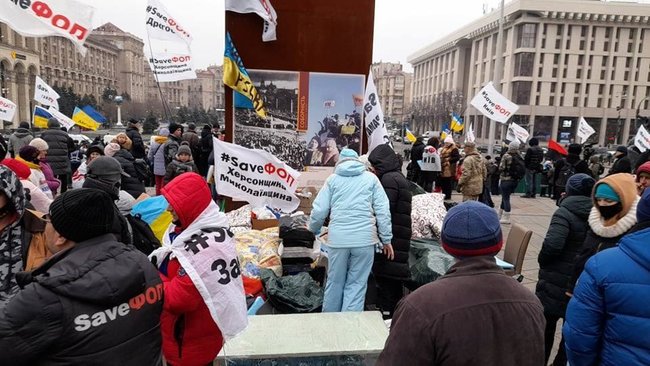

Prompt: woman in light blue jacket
[{"left": 310, "top": 148, "right": 394, "bottom": 312}]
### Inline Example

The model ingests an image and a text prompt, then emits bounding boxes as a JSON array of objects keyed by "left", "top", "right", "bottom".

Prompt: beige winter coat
[{"left": 458, "top": 151, "right": 486, "bottom": 196}]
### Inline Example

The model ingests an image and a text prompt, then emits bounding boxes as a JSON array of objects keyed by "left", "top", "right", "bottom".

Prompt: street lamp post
[
  {"left": 615, "top": 93, "right": 627, "bottom": 145},
  {"left": 636, "top": 96, "right": 649, "bottom": 131}
]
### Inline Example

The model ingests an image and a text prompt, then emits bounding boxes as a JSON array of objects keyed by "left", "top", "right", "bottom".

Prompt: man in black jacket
[
  {"left": 125, "top": 118, "right": 146, "bottom": 159},
  {"left": 164, "top": 122, "right": 183, "bottom": 166},
  {"left": 409, "top": 137, "right": 425, "bottom": 184},
  {"left": 40, "top": 118, "right": 74, "bottom": 193},
  {"left": 368, "top": 144, "right": 412, "bottom": 319},
  {"left": 0, "top": 189, "right": 163, "bottom": 365},
  {"left": 553, "top": 143, "right": 591, "bottom": 202},
  {"left": 523, "top": 138, "right": 544, "bottom": 198},
  {"left": 609, "top": 145, "right": 632, "bottom": 175}
]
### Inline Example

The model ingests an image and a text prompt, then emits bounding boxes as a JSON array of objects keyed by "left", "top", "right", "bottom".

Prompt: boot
[{"left": 500, "top": 212, "right": 511, "bottom": 224}]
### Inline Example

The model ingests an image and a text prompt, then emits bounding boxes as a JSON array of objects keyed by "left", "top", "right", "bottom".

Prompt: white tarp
[
  {"left": 1, "top": 0, "right": 94, "bottom": 55},
  {"left": 364, "top": 70, "right": 392, "bottom": 154},
  {"left": 213, "top": 137, "right": 301, "bottom": 212},
  {"left": 0, "top": 96, "right": 17, "bottom": 122},
  {"left": 225, "top": 0, "right": 278, "bottom": 42},
  {"left": 635, "top": 125, "right": 650, "bottom": 153},
  {"left": 470, "top": 81, "right": 519, "bottom": 124},
  {"left": 34, "top": 76, "right": 60, "bottom": 110},
  {"left": 577, "top": 117, "right": 596, "bottom": 143}
]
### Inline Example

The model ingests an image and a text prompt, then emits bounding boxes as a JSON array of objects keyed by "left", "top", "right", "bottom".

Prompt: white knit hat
[
  {"left": 29, "top": 138, "right": 49, "bottom": 151},
  {"left": 444, "top": 136, "right": 454, "bottom": 144}
]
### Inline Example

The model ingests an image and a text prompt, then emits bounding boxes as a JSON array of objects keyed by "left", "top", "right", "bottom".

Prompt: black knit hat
[
  {"left": 49, "top": 189, "right": 115, "bottom": 243},
  {"left": 169, "top": 122, "right": 183, "bottom": 134}
]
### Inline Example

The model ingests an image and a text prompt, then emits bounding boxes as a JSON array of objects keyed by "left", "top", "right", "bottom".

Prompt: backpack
[
  {"left": 509, "top": 153, "right": 526, "bottom": 181},
  {"left": 555, "top": 159, "right": 577, "bottom": 188},
  {"left": 133, "top": 158, "right": 152, "bottom": 182},
  {"left": 125, "top": 214, "right": 161, "bottom": 255}
]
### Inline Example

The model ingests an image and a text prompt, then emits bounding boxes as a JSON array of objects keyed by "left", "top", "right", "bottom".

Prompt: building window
[
  {"left": 557, "top": 25, "right": 564, "bottom": 36},
  {"left": 517, "top": 23, "right": 537, "bottom": 48},
  {"left": 514, "top": 53, "right": 535, "bottom": 77},
  {"left": 577, "top": 69, "right": 582, "bottom": 79},
  {"left": 563, "top": 68, "right": 567, "bottom": 78},
  {"left": 552, "top": 68, "right": 558, "bottom": 78},
  {"left": 587, "top": 69, "right": 591, "bottom": 79},
  {"left": 626, "top": 57, "right": 632, "bottom": 68},
  {"left": 601, "top": 70, "right": 606, "bottom": 80},
  {"left": 551, "top": 83, "right": 556, "bottom": 93},
  {"left": 581, "top": 26, "right": 588, "bottom": 37},
  {"left": 604, "top": 41, "right": 609, "bottom": 52},
  {"left": 602, "top": 56, "right": 608, "bottom": 67},
  {"left": 549, "top": 96, "right": 555, "bottom": 105},
  {"left": 512, "top": 81, "right": 532, "bottom": 104},
  {"left": 605, "top": 27, "right": 612, "bottom": 38},
  {"left": 554, "top": 54, "right": 560, "bottom": 65},
  {"left": 580, "top": 40, "right": 586, "bottom": 50},
  {"left": 555, "top": 39, "right": 561, "bottom": 49},
  {"left": 590, "top": 40, "right": 595, "bottom": 51},
  {"left": 579, "top": 55, "right": 585, "bottom": 66}
]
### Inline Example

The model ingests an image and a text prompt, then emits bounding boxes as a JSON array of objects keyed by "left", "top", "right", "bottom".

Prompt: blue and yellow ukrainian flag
[
  {"left": 440, "top": 124, "right": 452, "bottom": 140},
  {"left": 405, "top": 127, "right": 417, "bottom": 143},
  {"left": 72, "top": 107, "right": 101, "bottom": 131},
  {"left": 450, "top": 113, "right": 464, "bottom": 132},
  {"left": 33, "top": 106, "right": 52, "bottom": 128},
  {"left": 81, "top": 105, "right": 107, "bottom": 124},
  {"left": 223, "top": 32, "right": 266, "bottom": 118}
]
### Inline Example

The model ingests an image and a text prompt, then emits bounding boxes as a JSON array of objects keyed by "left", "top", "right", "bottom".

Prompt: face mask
[{"left": 597, "top": 202, "right": 623, "bottom": 220}]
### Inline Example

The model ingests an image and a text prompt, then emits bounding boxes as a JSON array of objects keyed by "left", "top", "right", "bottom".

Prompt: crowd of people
[{"left": 235, "top": 127, "right": 308, "bottom": 171}]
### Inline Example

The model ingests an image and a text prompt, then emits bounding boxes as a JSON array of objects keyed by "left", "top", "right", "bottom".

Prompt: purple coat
[{"left": 40, "top": 160, "right": 61, "bottom": 194}]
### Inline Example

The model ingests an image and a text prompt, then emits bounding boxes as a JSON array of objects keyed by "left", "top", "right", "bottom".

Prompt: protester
[
  {"left": 71, "top": 145, "right": 103, "bottom": 189},
  {"left": 457, "top": 141, "right": 486, "bottom": 201},
  {"left": 0, "top": 189, "right": 164, "bottom": 365},
  {"left": 197, "top": 124, "right": 214, "bottom": 176},
  {"left": 7, "top": 122, "right": 33, "bottom": 158},
  {"left": 409, "top": 136, "right": 425, "bottom": 185},
  {"left": 368, "top": 144, "right": 412, "bottom": 319},
  {"left": 164, "top": 122, "right": 183, "bottom": 166},
  {"left": 29, "top": 138, "right": 60, "bottom": 195},
  {"left": 0, "top": 133, "right": 7, "bottom": 158},
  {"left": 149, "top": 173, "right": 247, "bottom": 366},
  {"left": 523, "top": 138, "right": 544, "bottom": 198},
  {"left": 105, "top": 142, "right": 146, "bottom": 199},
  {"left": 377, "top": 201, "right": 545, "bottom": 366},
  {"left": 1, "top": 158, "right": 52, "bottom": 213},
  {"left": 541, "top": 159, "right": 554, "bottom": 198},
  {"left": 420, "top": 137, "right": 441, "bottom": 192},
  {"left": 0, "top": 166, "right": 25, "bottom": 306},
  {"left": 309, "top": 149, "right": 393, "bottom": 312},
  {"left": 125, "top": 118, "right": 146, "bottom": 159},
  {"left": 563, "top": 188, "right": 650, "bottom": 366},
  {"left": 149, "top": 128, "right": 169, "bottom": 196},
  {"left": 588, "top": 154, "right": 604, "bottom": 180},
  {"left": 536, "top": 173, "right": 595, "bottom": 366},
  {"left": 634, "top": 148, "right": 650, "bottom": 173},
  {"left": 439, "top": 136, "right": 460, "bottom": 200},
  {"left": 552, "top": 143, "right": 591, "bottom": 201},
  {"left": 498, "top": 141, "right": 521, "bottom": 224},
  {"left": 182, "top": 123, "right": 201, "bottom": 163},
  {"left": 567, "top": 173, "right": 639, "bottom": 295},
  {"left": 491, "top": 156, "right": 502, "bottom": 195},
  {"left": 636, "top": 161, "right": 650, "bottom": 195},
  {"left": 164, "top": 142, "right": 199, "bottom": 185},
  {"left": 17, "top": 145, "right": 53, "bottom": 200},
  {"left": 39, "top": 118, "right": 74, "bottom": 193},
  {"left": 609, "top": 145, "right": 632, "bottom": 175}
]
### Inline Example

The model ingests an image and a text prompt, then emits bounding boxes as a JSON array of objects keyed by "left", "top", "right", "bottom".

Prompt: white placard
[
  {"left": 470, "top": 81, "right": 519, "bottom": 124},
  {"left": 364, "top": 70, "right": 393, "bottom": 154},
  {"left": 577, "top": 117, "right": 596, "bottom": 143},
  {"left": 34, "top": 76, "right": 59, "bottom": 110},
  {"left": 145, "top": 0, "right": 192, "bottom": 46},
  {"left": 225, "top": 0, "right": 278, "bottom": 42},
  {"left": 635, "top": 125, "right": 650, "bottom": 153},
  {"left": 146, "top": 51, "right": 197, "bottom": 82},
  {"left": 0, "top": 96, "right": 17, "bottom": 122},
  {"left": 509, "top": 122, "right": 530, "bottom": 144}
]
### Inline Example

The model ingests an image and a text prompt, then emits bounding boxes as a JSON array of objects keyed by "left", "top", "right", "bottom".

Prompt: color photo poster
[{"left": 233, "top": 70, "right": 365, "bottom": 187}]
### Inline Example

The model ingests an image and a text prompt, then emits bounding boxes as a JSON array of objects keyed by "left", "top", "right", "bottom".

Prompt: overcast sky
[{"left": 83, "top": 0, "right": 643, "bottom": 73}]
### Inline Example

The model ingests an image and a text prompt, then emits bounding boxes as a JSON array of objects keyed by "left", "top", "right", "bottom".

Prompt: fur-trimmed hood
[{"left": 588, "top": 196, "right": 639, "bottom": 238}]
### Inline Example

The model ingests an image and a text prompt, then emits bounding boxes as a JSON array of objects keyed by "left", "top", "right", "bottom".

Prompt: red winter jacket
[{"left": 160, "top": 173, "right": 223, "bottom": 366}]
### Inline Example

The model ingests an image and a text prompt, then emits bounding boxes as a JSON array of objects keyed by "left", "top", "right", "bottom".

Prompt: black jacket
[
  {"left": 524, "top": 145, "right": 544, "bottom": 171},
  {"left": 113, "top": 149, "right": 146, "bottom": 199},
  {"left": 536, "top": 195, "right": 592, "bottom": 316},
  {"left": 634, "top": 149, "right": 650, "bottom": 172},
  {"left": 0, "top": 234, "right": 163, "bottom": 366},
  {"left": 125, "top": 126, "right": 146, "bottom": 160},
  {"left": 410, "top": 140, "right": 425, "bottom": 167},
  {"left": 40, "top": 128, "right": 74, "bottom": 175},
  {"left": 369, "top": 144, "right": 413, "bottom": 280},
  {"left": 609, "top": 155, "right": 632, "bottom": 175},
  {"left": 553, "top": 154, "right": 591, "bottom": 187}
]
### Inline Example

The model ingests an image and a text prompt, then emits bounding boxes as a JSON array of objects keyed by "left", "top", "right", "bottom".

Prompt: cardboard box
[
  {"left": 251, "top": 218, "right": 279, "bottom": 230},
  {"left": 297, "top": 186, "right": 318, "bottom": 214}
]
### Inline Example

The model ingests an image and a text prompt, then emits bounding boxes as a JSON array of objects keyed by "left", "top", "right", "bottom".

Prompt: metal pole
[{"left": 487, "top": 0, "right": 505, "bottom": 156}]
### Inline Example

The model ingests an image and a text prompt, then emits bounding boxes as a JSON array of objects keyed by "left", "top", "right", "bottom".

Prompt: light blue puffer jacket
[{"left": 309, "top": 149, "right": 392, "bottom": 248}]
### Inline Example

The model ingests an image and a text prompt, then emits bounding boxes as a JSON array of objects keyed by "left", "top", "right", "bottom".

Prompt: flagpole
[
  {"left": 487, "top": 0, "right": 505, "bottom": 156},
  {"left": 145, "top": 34, "right": 172, "bottom": 122}
]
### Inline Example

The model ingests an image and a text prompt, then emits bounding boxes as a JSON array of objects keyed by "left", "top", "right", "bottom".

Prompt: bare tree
[{"left": 407, "top": 89, "right": 465, "bottom": 135}]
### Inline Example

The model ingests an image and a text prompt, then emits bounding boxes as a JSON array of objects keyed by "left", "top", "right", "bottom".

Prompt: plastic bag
[
  {"left": 260, "top": 268, "right": 324, "bottom": 313},
  {"left": 409, "top": 239, "right": 455, "bottom": 287},
  {"left": 279, "top": 215, "right": 315, "bottom": 248}
]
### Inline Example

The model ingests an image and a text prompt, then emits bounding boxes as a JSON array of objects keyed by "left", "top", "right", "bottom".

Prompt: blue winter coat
[
  {"left": 563, "top": 227, "right": 650, "bottom": 366},
  {"left": 309, "top": 154, "right": 392, "bottom": 248}
]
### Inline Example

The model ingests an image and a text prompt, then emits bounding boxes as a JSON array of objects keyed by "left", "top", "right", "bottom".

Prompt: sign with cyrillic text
[
  {"left": 0, "top": 97, "right": 17, "bottom": 122},
  {"left": 470, "top": 81, "right": 519, "bottom": 124},
  {"left": 213, "top": 137, "right": 301, "bottom": 211},
  {"left": 34, "top": 76, "right": 59, "bottom": 109},
  {"left": 147, "top": 52, "right": 196, "bottom": 82},
  {"left": 364, "top": 70, "right": 393, "bottom": 154},
  {"left": 509, "top": 122, "right": 530, "bottom": 144},
  {"left": 635, "top": 125, "right": 650, "bottom": 153},
  {"left": 1, "top": 0, "right": 95, "bottom": 55},
  {"left": 145, "top": 0, "right": 192, "bottom": 46},
  {"left": 577, "top": 117, "right": 596, "bottom": 143}
]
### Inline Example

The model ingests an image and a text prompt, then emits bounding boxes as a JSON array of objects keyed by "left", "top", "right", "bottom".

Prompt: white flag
[
  {"left": 225, "top": 0, "right": 278, "bottom": 42},
  {"left": 364, "top": 70, "right": 393, "bottom": 154},
  {"left": 635, "top": 125, "right": 650, "bottom": 153},
  {"left": 48, "top": 107, "right": 75, "bottom": 130},
  {"left": 465, "top": 123, "right": 476, "bottom": 143},
  {"left": 34, "top": 76, "right": 59, "bottom": 110},
  {"left": 146, "top": 51, "right": 197, "bottom": 82},
  {"left": 470, "top": 81, "right": 519, "bottom": 124},
  {"left": 1, "top": 0, "right": 94, "bottom": 55},
  {"left": 213, "top": 138, "right": 301, "bottom": 212},
  {"left": 0, "top": 96, "right": 17, "bottom": 122},
  {"left": 145, "top": 0, "right": 192, "bottom": 46},
  {"left": 577, "top": 117, "right": 596, "bottom": 143},
  {"left": 509, "top": 123, "right": 530, "bottom": 144}
]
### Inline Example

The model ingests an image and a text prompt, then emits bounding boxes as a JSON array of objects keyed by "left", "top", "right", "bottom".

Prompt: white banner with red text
[
  {"left": 145, "top": 0, "right": 192, "bottom": 46},
  {"left": 146, "top": 52, "right": 196, "bottom": 82},
  {"left": 470, "top": 81, "right": 519, "bottom": 124},
  {"left": 213, "top": 138, "right": 301, "bottom": 212},
  {"left": 225, "top": 0, "right": 278, "bottom": 42},
  {"left": 0, "top": 97, "right": 17, "bottom": 122},
  {"left": 364, "top": 70, "right": 392, "bottom": 154},
  {"left": 34, "top": 76, "right": 60, "bottom": 109}
]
